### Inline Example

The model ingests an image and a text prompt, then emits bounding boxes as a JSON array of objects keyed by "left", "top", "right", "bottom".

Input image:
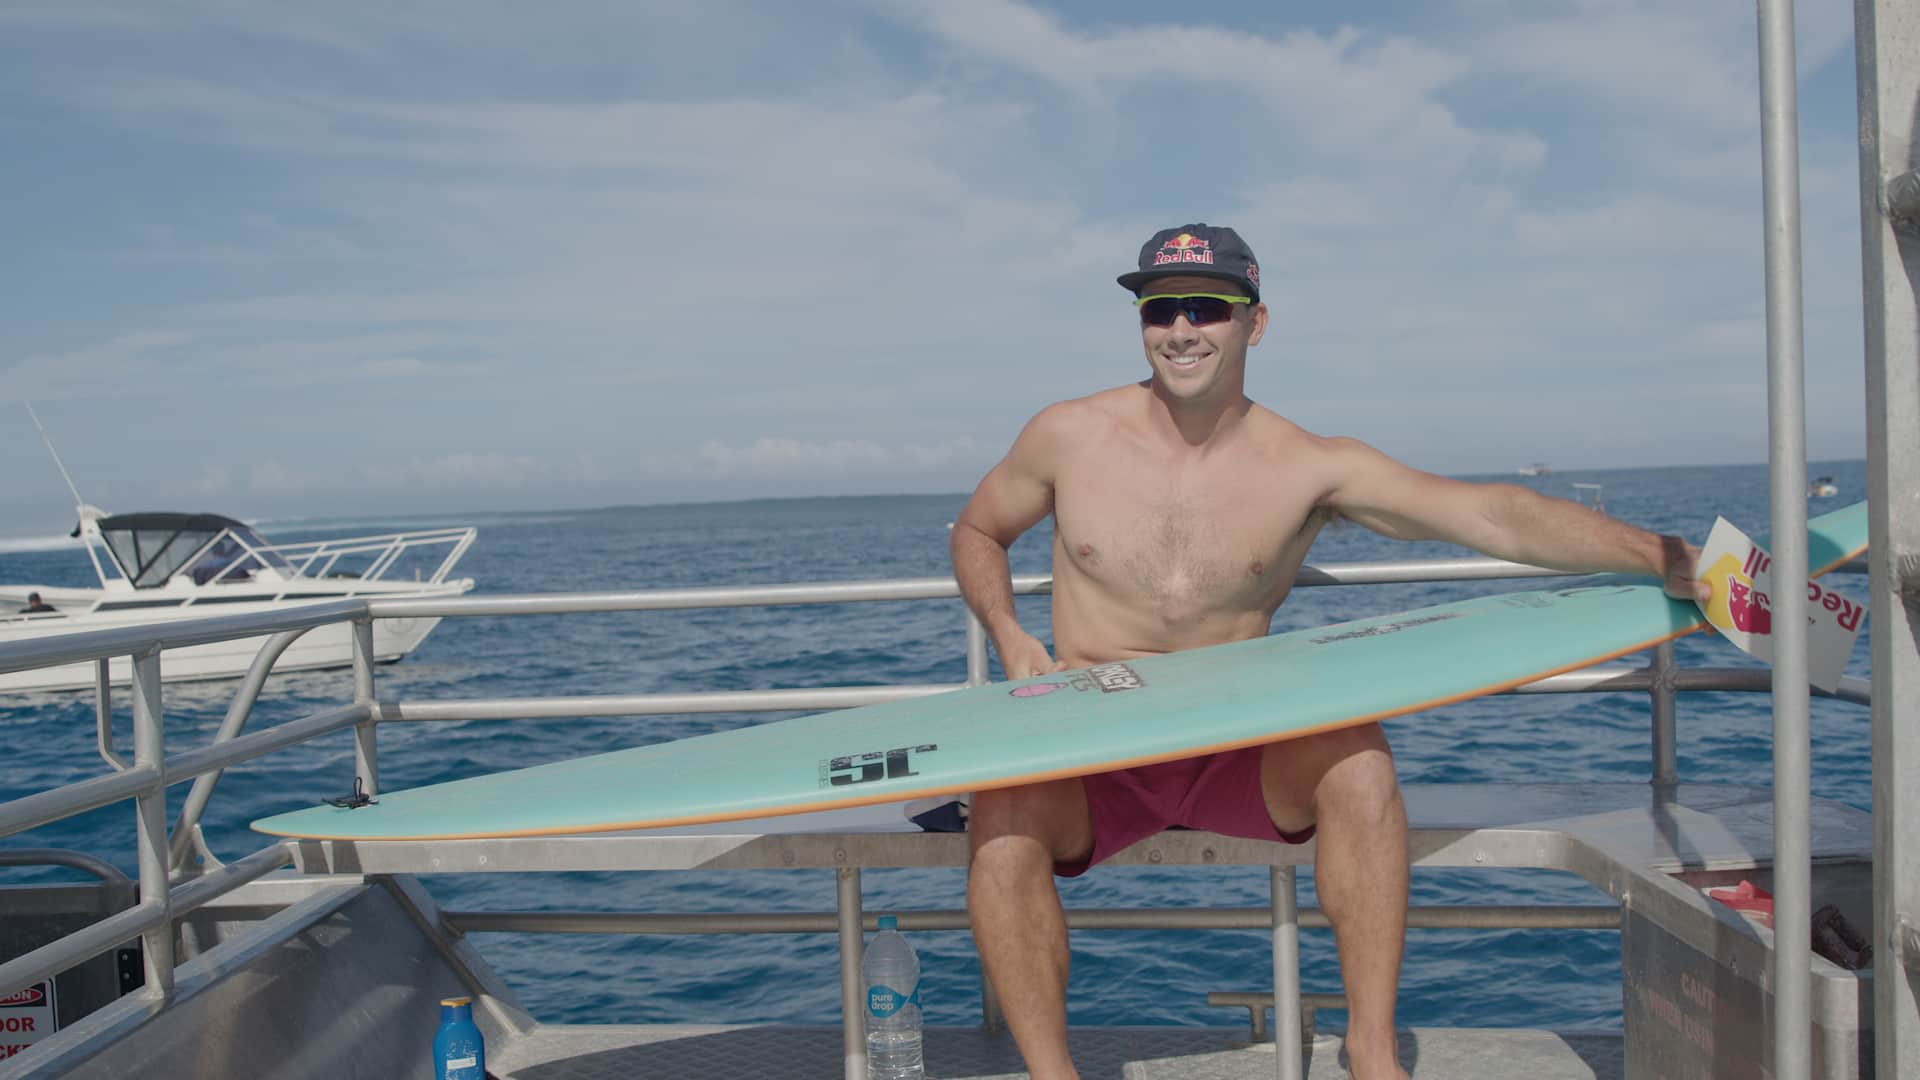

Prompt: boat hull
[{"left": 0, "top": 595, "right": 460, "bottom": 693}]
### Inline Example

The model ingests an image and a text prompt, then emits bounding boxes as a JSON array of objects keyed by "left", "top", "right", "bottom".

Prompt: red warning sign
[{"left": 0, "top": 979, "right": 57, "bottom": 1059}]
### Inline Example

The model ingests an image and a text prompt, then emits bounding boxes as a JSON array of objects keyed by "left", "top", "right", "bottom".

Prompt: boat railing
[
  {"left": 258, "top": 526, "right": 476, "bottom": 585},
  {"left": 0, "top": 556, "right": 1873, "bottom": 1045}
]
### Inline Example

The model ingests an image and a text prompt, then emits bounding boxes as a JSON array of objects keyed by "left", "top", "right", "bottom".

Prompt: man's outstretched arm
[{"left": 1317, "top": 437, "right": 1709, "bottom": 603}]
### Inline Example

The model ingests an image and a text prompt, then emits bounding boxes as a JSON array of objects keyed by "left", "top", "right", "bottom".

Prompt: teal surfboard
[{"left": 253, "top": 503, "right": 1869, "bottom": 841}]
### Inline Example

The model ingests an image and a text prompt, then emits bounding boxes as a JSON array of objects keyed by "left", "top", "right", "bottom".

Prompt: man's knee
[
  {"left": 1262, "top": 723, "right": 1401, "bottom": 826},
  {"left": 1317, "top": 741, "right": 1402, "bottom": 823},
  {"left": 969, "top": 780, "right": 1091, "bottom": 867}
]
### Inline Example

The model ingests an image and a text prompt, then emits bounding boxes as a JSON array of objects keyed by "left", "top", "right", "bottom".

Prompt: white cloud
[
  {"left": 3, "top": 331, "right": 196, "bottom": 400},
  {"left": 698, "top": 436, "right": 984, "bottom": 478},
  {"left": 196, "top": 465, "right": 233, "bottom": 495},
  {"left": 0, "top": 0, "right": 1874, "bottom": 519},
  {"left": 389, "top": 452, "right": 540, "bottom": 490}
]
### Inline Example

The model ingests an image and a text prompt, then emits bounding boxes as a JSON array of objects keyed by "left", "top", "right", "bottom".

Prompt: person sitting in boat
[
  {"left": 191, "top": 536, "right": 255, "bottom": 585},
  {"left": 19, "top": 592, "right": 56, "bottom": 613},
  {"left": 949, "top": 223, "right": 1710, "bottom": 1080}
]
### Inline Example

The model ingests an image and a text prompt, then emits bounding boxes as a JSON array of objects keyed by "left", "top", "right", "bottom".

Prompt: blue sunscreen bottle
[{"left": 434, "top": 996, "right": 485, "bottom": 1080}]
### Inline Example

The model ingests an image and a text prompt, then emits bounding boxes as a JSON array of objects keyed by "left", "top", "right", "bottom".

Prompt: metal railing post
[
  {"left": 1756, "top": 0, "right": 1811, "bottom": 1075},
  {"left": 964, "top": 610, "right": 989, "bottom": 687},
  {"left": 130, "top": 649, "right": 173, "bottom": 998},
  {"left": 1855, "top": 0, "right": 1920, "bottom": 1073},
  {"left": 837, "top": 867, "right": 865, "bottom": 1080},
  {"left": 1648, "top": 643, "right": 1678, "bottom": 786},
  {"left": 168, "top": 628, "right": 311, "bottom": 872},
  {"left": 351, "top": 618, "right": 380, "bottom": 798},
  {"left": 94, "top": 658, "right": 128, "bottom": 771},
  {"left": 1271, "top": 866, "right": 1304, "bottom": 1080}
]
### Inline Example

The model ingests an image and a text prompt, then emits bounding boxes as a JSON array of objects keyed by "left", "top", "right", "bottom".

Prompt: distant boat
[
  {"left": 0, "top": 509, "right": 477, "bottom": 693},
  {"left": 1810, "top": 476, "right": 1839, "bottom": 497},
  {"left": 1517, "top": 463, "right": 1552, "bottom": 477},
  {"left": 2, "top": 404, "right": 476, "bottom": 692}
]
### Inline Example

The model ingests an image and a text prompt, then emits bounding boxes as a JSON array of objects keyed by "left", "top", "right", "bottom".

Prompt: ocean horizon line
[{"left": 0, "top": 457, "right": 1871, "bottom": 548}]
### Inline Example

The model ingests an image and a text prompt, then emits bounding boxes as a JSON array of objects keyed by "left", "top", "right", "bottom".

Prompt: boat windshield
[
  {"left": 185, "top": 527, "right": 293, "bottom": 585},
  {"left": 103, "top": 525, "right": 224, "bottom": 589},
  {"left": 94, "top": 513, "right": 295, "bottom": 589}
]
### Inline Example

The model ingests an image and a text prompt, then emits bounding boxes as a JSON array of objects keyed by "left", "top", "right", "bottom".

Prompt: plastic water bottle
[
  {"left": 862, "top": 914, "right": 924, "bottom": 1079},
  {"left": 434, "top": 996, "right": 486, "bottom": 1080}
]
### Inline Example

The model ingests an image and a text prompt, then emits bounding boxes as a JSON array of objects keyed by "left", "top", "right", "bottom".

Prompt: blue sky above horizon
[{"left": 0, "top": 1, "right": 1873, "bottom": 538}]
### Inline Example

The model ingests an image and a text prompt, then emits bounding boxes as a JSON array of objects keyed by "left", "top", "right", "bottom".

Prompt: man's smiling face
[{"left": 1135, "top": 274, "right": 1267, "bottom": 405}]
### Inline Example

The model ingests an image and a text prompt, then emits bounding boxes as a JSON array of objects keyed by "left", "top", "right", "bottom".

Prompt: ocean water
[{"left": 0, "top": 461, "right": 1875, "bottom": 1037}]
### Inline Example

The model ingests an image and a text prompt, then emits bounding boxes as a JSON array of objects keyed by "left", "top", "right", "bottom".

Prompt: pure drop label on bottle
[
  {"left": 867, "top": 983, "right": 920, "bottom": 1019},
  {"left": 446, "top": 1057, "right": 477, "bottom": 1069}
]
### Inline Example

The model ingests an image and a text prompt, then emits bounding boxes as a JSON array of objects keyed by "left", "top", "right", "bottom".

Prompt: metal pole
[
  {"left": 1648, "top": 643, "right": 1678, "bottom": 786},
  {"left": 838, "top": 867, "right": 865, "bottom": 1080},
  {"left": 351, "top": 618, "right": 380, "bottom": 798},
  {"left": 1854, "top": 0, "right": 1920, "bottom": 1074},
  {"left": 1270, "top": 866, "right": 1303, "bottom": 1080},
  {"left": 965, "top": 610, "right": 989, "bottom": 687},
  {"left": 130, "top": 650, "right": 173, "bottom": 998},
  {"left": 1755, "top": 1, "right": 1811, "bottom": 1075},
  {"left": 94, "top": 658, "right": 128, "bottom": 771},
  {"left": 168, "top": 627, "right": 311, "bottom": 871}
]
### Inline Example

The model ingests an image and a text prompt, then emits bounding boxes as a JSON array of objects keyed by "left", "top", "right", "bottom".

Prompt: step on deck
[{"left": 487, "top": 1024, "right": 1623, "bottom": 1079}]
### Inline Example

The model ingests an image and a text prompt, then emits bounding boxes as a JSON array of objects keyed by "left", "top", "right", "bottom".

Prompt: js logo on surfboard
[{"left": 821, "top": 744, "right": 938, "bottom": 787}]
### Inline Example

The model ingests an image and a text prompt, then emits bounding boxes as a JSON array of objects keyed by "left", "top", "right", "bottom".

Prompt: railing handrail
[
  {"left": 0, "top": 599, "right": 366, "bottom": 677},
  {"left": 1, "top": 552, "right": 1869, "bottom": 675},
  {"left": 262, "top": 526, "right": 475, "bottom": 555},
  {"left": 0, "top": 552, "right": 1875, "bottom": 1016},
  {"left": 261, "top": 525, "right": 476, "bottom": 586}
]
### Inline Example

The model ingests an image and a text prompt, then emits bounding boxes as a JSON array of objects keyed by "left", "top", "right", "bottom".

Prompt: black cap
[{"left": 1117, "top": 223, "right": 1261, "bottom": 302}]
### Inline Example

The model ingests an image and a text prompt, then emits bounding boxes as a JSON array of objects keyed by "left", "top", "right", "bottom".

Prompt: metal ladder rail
[{"left": 1854, "top": 0, "right": 1920, "bottom": 1076}]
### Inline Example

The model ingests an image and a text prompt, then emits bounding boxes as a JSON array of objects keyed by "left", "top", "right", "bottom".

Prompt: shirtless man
[{"left": 948, "top": 223, "right": 1707, "bottom": 1080}]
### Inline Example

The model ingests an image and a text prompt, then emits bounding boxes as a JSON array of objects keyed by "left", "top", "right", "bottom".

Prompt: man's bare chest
[{"left": 1050, "top": 462, "right": 1318, "bottom": 616}]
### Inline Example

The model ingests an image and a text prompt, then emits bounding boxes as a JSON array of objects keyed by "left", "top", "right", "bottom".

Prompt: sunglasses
[{"left": 1134, "top": 293, "right": 1252, "bottom": 328}]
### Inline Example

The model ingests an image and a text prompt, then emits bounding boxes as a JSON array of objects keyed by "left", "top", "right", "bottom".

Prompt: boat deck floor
[{"left": 487, "top": 1023, "right": 1624, "bottom": 1079}]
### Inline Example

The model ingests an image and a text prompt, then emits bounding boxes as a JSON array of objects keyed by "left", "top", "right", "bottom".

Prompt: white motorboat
[{"left": 0, "top": 508, "right": 476, "bottom": 693}]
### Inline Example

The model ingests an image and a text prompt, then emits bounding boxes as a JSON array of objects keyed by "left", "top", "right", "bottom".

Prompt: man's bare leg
[
  {"left": 1262, "top": 724, "right": 1411, "bottom": 1080},
  {"left": 967, "top": 778, "right": 1094, "bottom": 1080}
]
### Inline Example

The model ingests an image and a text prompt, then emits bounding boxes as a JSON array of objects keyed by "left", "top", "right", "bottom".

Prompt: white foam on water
[{"left": 0, "top": 535, "right": 84, "bottom": 554}]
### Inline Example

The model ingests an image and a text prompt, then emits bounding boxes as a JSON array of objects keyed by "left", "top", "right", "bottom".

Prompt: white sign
[
  {"left": 1697, "top": 517, "right": 1865, "bottom": 692},
  {"left": 0, "top": 979, "right": 58, "bottom": 1059}
]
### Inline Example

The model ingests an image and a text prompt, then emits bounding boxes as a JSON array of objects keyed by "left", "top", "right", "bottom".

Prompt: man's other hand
[
  {"left": 997, "top": 630, "right": 1069, "bottom": 680},
  {"left": 1661, "top": 536, "right": 1712, "bottom": 605}
]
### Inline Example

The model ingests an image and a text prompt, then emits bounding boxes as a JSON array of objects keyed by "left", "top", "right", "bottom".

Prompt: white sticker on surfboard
[{"left": 1697, "top": 517, "right": 1864, "bottom": 691}]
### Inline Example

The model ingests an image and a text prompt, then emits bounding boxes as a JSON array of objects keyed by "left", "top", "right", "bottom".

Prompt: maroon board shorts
[{"left": 1055, "top": 745, "right": 1317, "bottom": 878}]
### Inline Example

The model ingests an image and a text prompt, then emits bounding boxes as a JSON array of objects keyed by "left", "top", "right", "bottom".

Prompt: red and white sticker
[
  {"left": 1698, "top": 518, "right": 1864, "bottom": 691},
  {"left": 0, "top": 979, "right": 58, "bottom": 1059}
]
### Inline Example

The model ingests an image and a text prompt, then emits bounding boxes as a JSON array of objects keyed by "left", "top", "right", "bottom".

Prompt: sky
[{"left": 0, "top": 1, "right": 1874, "bottom": 538}]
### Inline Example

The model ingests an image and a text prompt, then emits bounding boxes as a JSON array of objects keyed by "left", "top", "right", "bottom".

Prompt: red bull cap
[{"left": 1117, "top": 223, "right": 1260, "bottom": 302}]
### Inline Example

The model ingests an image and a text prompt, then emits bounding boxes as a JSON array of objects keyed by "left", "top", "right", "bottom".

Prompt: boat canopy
[{"left": 93, "top": 512, "right": 293, "bottom": 589}]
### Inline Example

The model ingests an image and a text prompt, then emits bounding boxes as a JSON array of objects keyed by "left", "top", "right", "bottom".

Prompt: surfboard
[{"left": 252, "top": 502, "right": 1869, "bottom": 842}]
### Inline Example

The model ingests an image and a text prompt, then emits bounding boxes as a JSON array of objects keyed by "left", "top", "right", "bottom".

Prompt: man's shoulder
[
  {"left": 1024, "top": 385, "right": 1137, "bottom": 438},
  {"left": 1241, "top": 404, "right": 1336, "bottom": 456},
  {"left": 1243, "top": 408, "right": 1384, "bottom": 459}
]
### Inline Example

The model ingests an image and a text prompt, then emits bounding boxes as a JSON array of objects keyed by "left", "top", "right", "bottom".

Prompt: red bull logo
[
  {"left": 1704, "top": 547, "right": 1865, "bottom": 637},
  {"left": 1726, "top": 578, "right": 1772, "bottom": 634},
  {"left": 1153, "top": 232, "right": 1216, "bottom": 268}
]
